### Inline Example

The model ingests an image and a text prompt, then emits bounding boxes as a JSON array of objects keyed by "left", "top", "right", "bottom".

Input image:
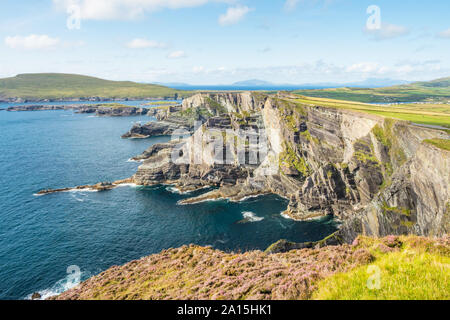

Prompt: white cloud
[
  {"left": 438, "top": 28, "right": 450, "bottom": 39},
  {"left": 53, "top": 0, "right": 231, "bottom": 20},
  {"left": 365, "top": 23, "right": 409, "bottom": 40},
  {"left": 218, "top": 6, "right": 252, "bottom": 26},
  {"left": 126, "top": 38, "right": 166, "bottom": 49},
  {"left": 284, "top": 0, "right": 299, "bottom": 12},
  {"left": 167, "top": 50, "right": 186, "bottom": 59},
  {"left": 346, "top": 62, "right": 382, "bottom": 73},
  {"left": 5, "top": 34, "right": 60, "bottom": 50},
  {"left": 192, "top": 66, "right": 205, "bottom": 73}
]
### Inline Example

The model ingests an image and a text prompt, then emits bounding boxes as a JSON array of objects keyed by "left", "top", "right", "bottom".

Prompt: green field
[
  {"left": 0, "top": 73, "right": 191, "bottom": 101},
  {"left": 294, "top": 77, "right": 450, "bottom": 103},
  {"left": 291, "top": 95, "right": 450, "bottom": 129}
]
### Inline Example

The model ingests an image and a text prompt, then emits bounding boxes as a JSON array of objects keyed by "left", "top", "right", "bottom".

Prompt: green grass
[
  {"left": 0, "top": 73, "right": 191, "bottom": 101},
  {"left": 313, "top": 251, "right": 449, "bottom": 300},
  {"left": 290, "top": 95, "right": 450, "bottom": 129},
  {"left": 423, "top": 139, "right": 450, "bottom": 151},
  {"left": 313, "top": 236, "right": 450, "bottom": 300},
  {"left": 294, "top": 77, "right": 450, "bottom": 103}
]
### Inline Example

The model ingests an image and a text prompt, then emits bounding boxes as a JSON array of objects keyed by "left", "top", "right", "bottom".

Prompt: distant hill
[
  {"left": 0, "top": 73, "right": 191, "bottom": 102},
  {"left": 293, "top": 77, "right": 450, "bottom": 103},
  {"left": 414, "top": 77, "right": 450, "bottom": 88}
]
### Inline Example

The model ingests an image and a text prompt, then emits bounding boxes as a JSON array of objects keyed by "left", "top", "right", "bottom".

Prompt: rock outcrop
[
  {"left": 76, "top": 105, "right": 149, "bottom": 116},
  {"left": 121, "top": 121, "right": 190, "bottom": 139},
  {"left": 36, "top": 178, "right": 134, "bottom": 195},
  {"left": 127, "top": 92, "right": 449, "bottom": 241}
]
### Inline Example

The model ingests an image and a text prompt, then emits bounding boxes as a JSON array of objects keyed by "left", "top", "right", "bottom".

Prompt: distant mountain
[
  {"left": 231, "top": 78, "right": 411, "bottom": 88},
  {"left": 232, "top": 79, "right": 275, "bottom": 86},
  {"left": 0, "top": 73, "right": 189, "bottom": 102},
  {"left": 175, "top": 78, "right": 411, "bottom": 89}
]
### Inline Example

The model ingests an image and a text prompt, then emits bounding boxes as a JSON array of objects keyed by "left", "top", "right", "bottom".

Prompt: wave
[
  {"left": 166, "top": 185, "right": 211, "bottom": 195},
  {"left": 71, "top": 194, "right": 85, "bottom": 202},
  {"left": 166, "top": 186, "right": 187, "bottom": 194},
  {"left": 24, "top": 271, "right": 87, "bottom": 300},
  {"left": 280, "top": 212, "right": 293, "bottom": 220},
  {"left": 126, "top": 158, "right": 144, "bottom": 163},
  {"left": 115, "top": 183, "right": 138, "bottom": 188},
  {"left": 242, "top": 211, "right": 264, "bottom": 222},
  {"left": 33, "top": 188, "right": 97, "bottom": 196}
]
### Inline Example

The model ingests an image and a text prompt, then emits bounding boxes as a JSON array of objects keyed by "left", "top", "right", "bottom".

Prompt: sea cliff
[{"left": 125, "top": 92, "right": 449, "bottom": 241}]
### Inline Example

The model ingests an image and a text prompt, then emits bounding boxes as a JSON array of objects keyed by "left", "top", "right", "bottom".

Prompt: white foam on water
[
  {"left": 166, "top": 186, "right": 203, "bottom": 195},
  {"left": 242, "top": 211, "right": 264, "bottom": 222},
  {"left": 71, "top": 194, "right": 85, "bottom": 202},
  {"left": 115, "top": 183, "right": 138, "bottom": 188},
  {"left": 126, "top": 158, "right": 143, "bottom": 163},
  {"left": 33, "top": 188, "right": 96, "bottom": 196},
  {"left": 232, "top": 194, "right": 269, "bottom": 203},
  {"left": 25, "top": 272, "right": 86, "bottom": 300},
  {"left": 166, "top": 186, "right": 184, "bottom": 194},
  {"left": 280, "top": 212, "right": 293, "bottom": 220}
]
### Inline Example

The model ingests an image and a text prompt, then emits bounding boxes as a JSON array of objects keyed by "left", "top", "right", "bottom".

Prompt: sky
[{"left": 0, "top": 0, "right": 449, "bottom": 84}]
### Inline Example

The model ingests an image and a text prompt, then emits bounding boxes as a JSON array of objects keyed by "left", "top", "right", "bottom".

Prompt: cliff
[{"left": 129, "top": 92, "right": 449, "bottom": 241}]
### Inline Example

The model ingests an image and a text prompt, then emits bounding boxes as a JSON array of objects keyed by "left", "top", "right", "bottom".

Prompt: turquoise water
[{"left": 0, "top": 105, "right": 337, "bottom": 300}]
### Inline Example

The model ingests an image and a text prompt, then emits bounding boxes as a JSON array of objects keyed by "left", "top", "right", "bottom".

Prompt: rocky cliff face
[{"left": 127, "top": 92, "right": 449, "bottom": 241}]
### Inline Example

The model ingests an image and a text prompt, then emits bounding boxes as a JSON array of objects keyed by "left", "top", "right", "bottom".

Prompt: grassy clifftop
[
  {"left": 53, "top": 236, "right": 449, "bottom": 300},
  {"left": 293, "top": 77, "right": 450, "bottom": 103},
  {"left": 0, "top": 73, "right": 190, "bottom": 101},
  {"left": 289, "top": 94, "right": 450, "bottom": 129}
]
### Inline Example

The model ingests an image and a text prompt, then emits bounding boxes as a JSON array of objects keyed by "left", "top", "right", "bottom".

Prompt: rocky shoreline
[{"left": 6, "top": 104, "right": 154, "bottom": 117}]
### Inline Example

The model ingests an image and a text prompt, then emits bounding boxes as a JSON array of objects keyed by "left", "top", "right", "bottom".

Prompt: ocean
[{"left": 0, "top": 101, "right": 337, "bottom": 300}]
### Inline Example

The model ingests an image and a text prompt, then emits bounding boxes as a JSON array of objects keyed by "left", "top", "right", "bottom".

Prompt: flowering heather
[{"left": 54, "top": 236, "right": 449, "bottom": 300}]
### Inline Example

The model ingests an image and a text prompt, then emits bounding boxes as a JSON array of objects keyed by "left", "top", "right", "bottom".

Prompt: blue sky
[{"left": 0, "top": 0, "right": 449, "bottom": 84}]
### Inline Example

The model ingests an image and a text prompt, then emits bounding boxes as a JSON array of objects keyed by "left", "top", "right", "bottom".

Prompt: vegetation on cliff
[
  {"left": 54, "top": 236, "right": 449, "bottom": 300},
  {"left": 423, "top": 138, "right": 450, "bottom": 151}
]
